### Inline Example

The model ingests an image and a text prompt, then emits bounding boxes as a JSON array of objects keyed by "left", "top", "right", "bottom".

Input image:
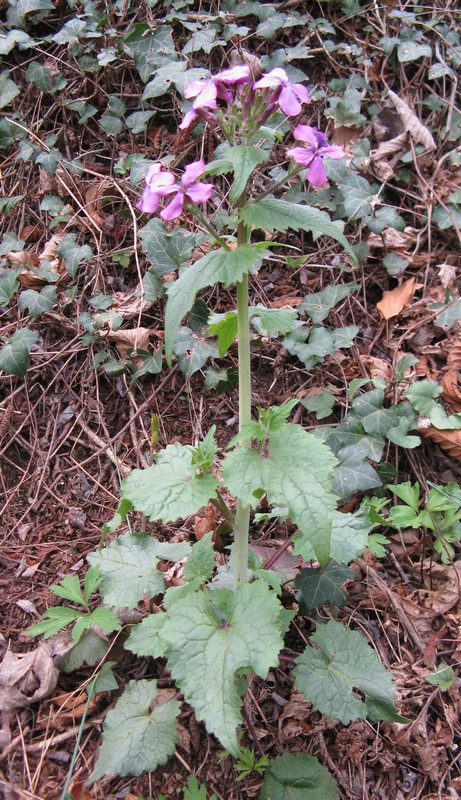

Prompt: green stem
[{"left": 233, "top": 222, "right": 251, "bottom": 588}]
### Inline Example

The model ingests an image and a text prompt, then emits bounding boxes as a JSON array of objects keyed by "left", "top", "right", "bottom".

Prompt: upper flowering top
[
  {"left": 286, "top": 124, "right": 345, "bottom": 186},
  {"left": 179, "top": 65, "right": 251, "bottom": 130},
  {"left": 137, "top": 160, "right": 213, "bottom": 220},
  {"left": 253, "top": 68, "right": 311, "bottom": 117}
]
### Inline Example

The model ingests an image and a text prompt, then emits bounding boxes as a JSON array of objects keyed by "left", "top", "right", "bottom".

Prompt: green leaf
[
  {"left": 388, "top": 481, "right": 420, "bottom": 511},
  {"left": 165, "top": 244, "right": 263, "bottom": 363},
  {"left": 222, "top": 145, "right": 269, "bottom": 203},
  {"left": 294, "top": 507, "right": 373, "bottom": 564},
  {"left": 88, "top": 606, "right": 122, "bottom": 634},
  {"left": 191, "top": 426, "right": 217, "bottom": 470},
  {"left": 124, "top": 24, "right": 177, "bottom": 82},
  {"left": 0, "top": 29, "right": 32, "bottom": 55},
  {"left": 435, "top": 299, "right": 461, "bottom": 330},
  {"left": 249, "top": 305, "right": 298, "bottom": 337},
  {"left": 426, "top": 664, "right": 454, "bottom": 690},
  {"left": 299, "top": 283, "right": 359, "bottom": 323},
  {"left": 35, "top": 149, "right": 63, "bottom": 176},
  {"left": 88, "top": 531, "right": 191, "bottom": 609},
  {"left": 125, "top": 110, "right": 155, "bottom": 134},
  {"left": 91, "top": 661, "right": 119, "bottom": 694},
  {"left": 0, "top": 328, "right": 37, "bottom": 376},
  {"left": 121, "top": 442, "right": 219, "bottom": 526},
  {"left": 50, "top": 575, "right": 85, "bottom": 605},
  {"left": 142, "top": 62, "right": 187, "bottom": 100},
  {"left": 295, "top": 560, "right": 354, "bottom": 612},
  {"left": 239, "top": 198, "right": 356, "bottom": 263},
  {"left": 339, "top": 174, "right": 373, "bottom": 219},
  {"left": 223, "top": 421, "right": 338, "bottom": 566},
  {"left": 260, "top": 753, "right": 338, "bottom": 800},
  {"left": 0, "top": 71, "right": 20, "bottom": 108},
  {"left": 89, "top": 679, "right": 180, "bottom": 782},
  {"left": 332, "top": 444, "right": 382, "bottom": 498},
  {"left": 140, "top": 219, "right": 197, "bottom": 277},
  {"left": 59, "top": 630, "right": 109, "bottom": 673},
  {"left": 18, "top": 285, "right": 57, "bottom": 317},
  {"left": 398, "top": 41, "right": 432, "bottom": 62},
  {"left": 25, "top": 61, "right": 53, "bottom": 91},
  {"left": 0, "top": 269, "right": 21, "bottom": 305},
  {"left": 208, "top": 312, "right": 238, "bottom": 357},
  {"left": 26, "top": 607, "right": 82, "bottom": 639},
  {"left": 174, "top": 326, "right": 219, "bottom": 379},
  {"left": 183, "top": 531, "right": 215, "bottom": 584},
  {"left": 137, "top": 582, "right": 284, "bottom": 754},
  {"left": 294, "top": 619, "right": 407, "bottom": 724},
  {"left": 58, "top": 234, "right": 93, "bottom": 278},
  {"left": 301, "top": 390, "right": 335, "bottom": 420}
]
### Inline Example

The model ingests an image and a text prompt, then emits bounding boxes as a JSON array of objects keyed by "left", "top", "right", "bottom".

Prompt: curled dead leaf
[
  {"left": 418, "top": 418, "right": 461, "bottom": 459},
  {"left": 387, "top": 90, "right": 436, "bottom": 152},
  {"left": 103, "top": 327, "right": 150, "bottom": 359},
  {"left": 367, "top": 226, "right": 419, "bottom": 251},
  {"left": 360, "top": 355, "right": 392, "bottom": 382},
  {"left": 0, "top": 643, "right": 59, "bottom": 713},
  {"left": 377, "top": 277, "right": 423, "bottom": 320},
  {"left": 110, "top": 292, "right": 153, "bottom": 319}
]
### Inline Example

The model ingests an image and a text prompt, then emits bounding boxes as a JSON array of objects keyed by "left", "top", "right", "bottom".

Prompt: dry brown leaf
[
  {"left": 104, "top": 327, "right": 150, "bottom": 359},
  {"left": 360, "top": 355, "right": 392, "bottom": 382},
  {"left": 377, "top": 277, "right": 423, "bottom": 320},
  {"left": 194, "top": 503, "right": 217, "bottom": 540},
  {"left": 438, "top": 263, "right": 457, "bottom": 289},
  {"left": 110, "top": 291, "right": 153, "bottom": 319},
  {"left": 0, "top": 643, "right": 59, "bottom": 713},
  {"left": 85, "top": 180, "right": 110, "bottom": 226},
  {"left": 367, "top": 226, "right": 419, "bottom": 251},
  {"left": 387, "top": 90, "right": 436, "bottom": 151},
  {"left": 331, "top": 125, "right": 361, "bottom": 149},
  {"left": 441, "top": 368, "right": 461, "bottom": 412},
  {"left": 418, "top": 418, "right": 461, "bottom": 458}
]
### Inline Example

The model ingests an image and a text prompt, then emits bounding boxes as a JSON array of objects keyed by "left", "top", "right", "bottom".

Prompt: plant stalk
[{"left": 233, "top": 231, "right": 251, "bottom": 587}]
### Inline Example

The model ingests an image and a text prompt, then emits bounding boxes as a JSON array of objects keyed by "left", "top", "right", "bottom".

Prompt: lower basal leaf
[
  {"left": 142, "top": 581, "right": 285, "bottom": 754},
  {"left": 88, "top": 679, "right": 180, "bottom": 782},
  {"left": 293, "top": 619, "right": 408, "bottom": 725}
]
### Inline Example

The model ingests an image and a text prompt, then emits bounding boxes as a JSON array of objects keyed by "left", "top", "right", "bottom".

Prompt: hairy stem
[{"left": 233, "top": 221, "right": 251, "bottom": 588}]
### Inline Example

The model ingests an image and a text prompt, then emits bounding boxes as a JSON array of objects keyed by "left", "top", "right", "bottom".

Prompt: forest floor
[{"left": 1, "top": 1, "right": 461, "bottom": 799}]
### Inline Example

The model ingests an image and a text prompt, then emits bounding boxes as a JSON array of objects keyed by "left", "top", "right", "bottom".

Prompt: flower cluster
[
  {"left": 137, "top": 66, "right": 345, "bottom": 218},
  {"left": 137, "top": 160, "right": 213, "bottom": 220}
]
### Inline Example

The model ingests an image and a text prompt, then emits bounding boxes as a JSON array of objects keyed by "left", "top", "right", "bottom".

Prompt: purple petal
[
  {"left": 182, "top": 160, "right": 206, "bottom": 187},
  {"left": 160, "top": 193, "right": 184, "bottom": 221},
  {"left": 307, "top": 157, "right": 328, "bottom": 186},
  {"left": 292, "top": 83, "right": 311, "bottom": 105},
  {"left": 137, "top": 187, "right": 160, "bottom": 214},
  {"left": 185, "top": 183, "right": 213, "bottom": 204},
  {"left": 193, "top": 81, "right": 218, "bottom": 109},
  {"left": 319, "top": 144, "right": 345, "bottom": 160},
  {"left": 178, "top": 108, "right": 199, "bottom": 130},
  {"left": 293, "top": 124, "right": 320, "bottom": 149},
  {"left": 215, "top": 65, "right": 250, "bottom": 84},
  {"left": 146, "top": 171, "right": 176, "bottom": 191},
  {"left": 184, "top": 78, "right": 212, "bottom": 99},
  {"left": 144, "top": 163, "right": 162, "bottom": 181},
  {"left": 286, "top": 146, "right": 314, "bottom": 168},
  {"left": 254, "top": 67, "right": 288, "bottom": 90},
  {"left": 278, "top": 86, "right": 301, "bottom": 116}
]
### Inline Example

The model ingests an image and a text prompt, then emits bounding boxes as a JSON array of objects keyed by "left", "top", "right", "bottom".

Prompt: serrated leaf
[
  {"left": 299, "top": 283, "right": 359, "bottom": 323},
  {"left": 58, "top": 234, "right": 93, "bottom": 278},
  {"left": 165, "top": 244, "right": 263, "bottom": 363},
  {"left": 295, "top": 560, "right": 354, "bottom": 612},
  {"left": 143, "top": 582, "right": 284, "bottom": 753},
  {"left": 121, "top": 442, "right": 219, "bottom": 528},
  {"left": 89, "top": 679, "right": 180, "bottom": 781},
  {"left": 249, "top": 305, "right": 298, "bottom": 337},
  {"left": 223, "top": 422, "right": 338, "bottom": 566},
  {"left": 294, "top": 619, "right": 407, "bottom": 724},
  {"left": 126, "top": 611, "right": 168, "bottom": 658},
  {"left": 0, "top": 327, "right": 37, "bottom": 376},
  {"left": 18, "top": 285, "right": 57, "bottom": 317},
  {"left": 88, "top": 531, "right": 191, "bottom": 609},
  {"left": 260, "top": 753, "right": 338, "bottom": 800},
  {"left": 294, "top": 507, "right": 372, "bottom": 564},
  {"left": 222, "top": 145, "right": 269, "bottom": 203},
  {"left": 239, "top": 198, "right": 356, "bottom": 263},
  {"left": 183, "top": 531, "right": 215, "bottom": 584},
  {"left": 26, "top": 607, "right": 82, "bottom": 639},
  {"left": 50, "top": 575, "right": 85, "bottom": 605},
  {"left": 89, "top": 606, "right": 122, "bottom": 633},
  {"left": 191, "top": 426, "right": 217, "bottom": 470}
]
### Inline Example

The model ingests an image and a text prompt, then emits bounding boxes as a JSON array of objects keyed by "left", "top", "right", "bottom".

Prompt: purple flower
[
  {"left": 161, "top": 160, "right": 213, "bottom": 221},
  {"left": 253, "top": 67, "right": 310, "bottom": 116},
  {"left": 179, "top": 65, "right": 251, "bottom": 129},
  {"left": 287, "top": 125, "right": 345, "bottom": 186},
  {"left": 136, "top": 163, "right": 177, "bottom": 213}
]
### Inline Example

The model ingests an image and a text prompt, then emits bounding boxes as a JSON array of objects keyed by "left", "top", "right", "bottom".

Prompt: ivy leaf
[
  {"left": 301, "top": 390, "right": 335, "bottom": 420},
  {"left": 123, "top": 24, "right": 177, "bottom": 82},
  {"left": 58, "top": 234, "right": 93, "bottom": 278},
  {"left": 145, "top": 582, "right": 285, "bottom": 754},
  {"left": 18, "top": 285, "right": 57, "bottom": 317},
  {"left": 295, "top": 560, "right": 354, "bottom": 612},
  {"left": 35, "top": 149, "right": 63, "bottom": 176},
  {"left": 222, "top": 145, "right": 269, "bottom": 203},
  {"left": 239, "top": 198, "right": 356, "bottom": 263},
  {"left": 332, "top": 444, "right": 382, "bottom": 498},
  {"left": 183, "top": 531, "right": 216, "bottom": 584},
  {"left": 294, "top": 507, "right": 372, "bottom": 565},
  {"left": 89, "top": 679, "right": 180, "bottom": 782},
  {"left": 260, "top": 753, "right": 338, "bottom": 800},
  {"left": 435, "top": 299, "right": 461, "bottom": 330},
  {"left": 174, "top": 326, "right": 219, "bottom": 379},
  {"left": 120, "top": 442, "right": 219, "bottom": 527},
  {"left": 0, "top": 268, "right": 21, "bottom": 305},
  {"left": 426, "top": 664, "right": 454, "bottom": 690},
  {"left": 142, "top": 62, "right": 187, "bottom": 100},
  {"left": 298, "top": 283, "right": 359, "bottom": 323},
  {"left": 140, "top": 219, "right": 197, "bottom": 277},
  {"left": 0, "top": 328, "right": 37, "bottom": 376},
  {"left": 25, "top": 61, "right": 53, "bottom": 91},
  {"left": 294, "top": 619, "right": 408, "bottom": 724},
  {"left": 165, "top": 244, "right": 264, "bottom": 363},
  {"left": 222, "top": 422, "right": 338, "bottom": 566},
  {"left": 88, "top": 531, "right": 191, "bottom": 609},
  {"left": 0, "top": 71, "right": 20, "bottom": 108},
  {"left": 339, "top": 174, "right": 373, "bottom": 219},
  {"left": 398, "top": 41, "right": 432, "bottom": 62}
]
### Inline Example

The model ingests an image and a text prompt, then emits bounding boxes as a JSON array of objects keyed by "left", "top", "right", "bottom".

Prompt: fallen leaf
[
  {"left": 103, "top": 327, "right": 150, "bottom": 359},
  {"left": 0, "top": 643, "right": 59, "bottom": 713},
  {"left": 377, "top": 277, "right": 423, "bottom": 320},
  {"left": 418, "top": 418, "right": 461, "bottom": 459},
  {"left": 438, "top": 263, "right": 457, "bottom": 290},
  {"left": 360, "top": 355, "right": 392, "bottom": 382},
  {"left": 16, "top": 599, "right": 39, "bottom": 616},
  {"left": 367, "top": 227, "right": 419, "bottom": 251},
  {"left": 194, "top": 503, "right": 217, "bottom": 540}
]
